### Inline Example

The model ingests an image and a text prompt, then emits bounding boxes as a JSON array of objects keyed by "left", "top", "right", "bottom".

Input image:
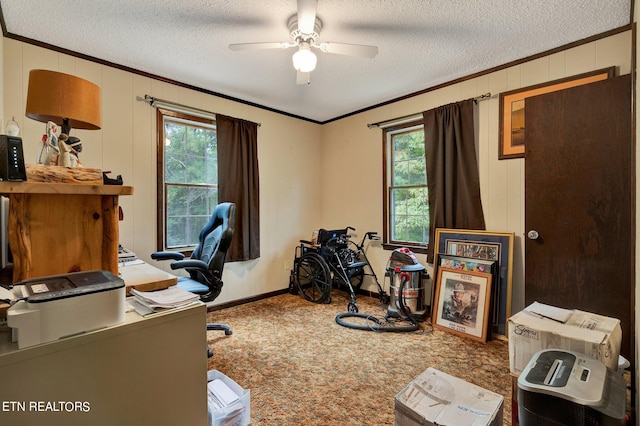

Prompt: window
[
  {"left": 157, "top": 109, "right": 218, "bottom": 251},
  {"left": 383, "top": 121, "right": 429, "bottom": 251}
]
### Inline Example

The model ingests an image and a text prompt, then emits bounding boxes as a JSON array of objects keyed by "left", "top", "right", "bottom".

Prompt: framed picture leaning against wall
[
  {"left": 434, "top": 228, "right": 514, "bottom": 338},
  {"left": 432, "top": 267, "right": 493, "bottom": 343}
]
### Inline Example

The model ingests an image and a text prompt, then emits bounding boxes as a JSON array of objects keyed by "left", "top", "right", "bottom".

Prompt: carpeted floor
[{"left": 206, "top": 290, "right": 512, "bottom": 425}]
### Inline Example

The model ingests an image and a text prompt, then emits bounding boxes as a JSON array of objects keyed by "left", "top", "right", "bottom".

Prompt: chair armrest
[
  {"left": 170, "top": 259, "right": 209, "bottom": 272},
  {"left": 151, "top": 251, "right": 186, "bottom": 261}
]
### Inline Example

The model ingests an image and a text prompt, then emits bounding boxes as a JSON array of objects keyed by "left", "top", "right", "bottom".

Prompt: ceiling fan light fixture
[{"left": 292, "top": 44, "right": 317, "bottom": 72}]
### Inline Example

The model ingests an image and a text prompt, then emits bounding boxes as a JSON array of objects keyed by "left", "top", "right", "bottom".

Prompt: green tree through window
[
  {"left": 384, "top": 123, "right": 429, "bottom": 248},
  {"left": 159, "top": 112, "right": 218, "bottom": 250}
]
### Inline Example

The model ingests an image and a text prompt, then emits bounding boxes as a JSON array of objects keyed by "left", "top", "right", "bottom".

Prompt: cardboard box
[
  {"left": 508, "top": 302, "right": 622, "bottom": 374},
  {"left": 207, "top": 370, "right": 250, "bottom": 426},
  {"left": 395, "top": 367, "right": 504, "bottom": 426}
]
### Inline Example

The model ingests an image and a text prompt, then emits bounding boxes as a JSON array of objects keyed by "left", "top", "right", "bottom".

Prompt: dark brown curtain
[
  {"left": 423, "top": 99, "right": 485, "bottom": 263},
  {"left": 217, "top": 114, "right": 260, "bottom": 261}
]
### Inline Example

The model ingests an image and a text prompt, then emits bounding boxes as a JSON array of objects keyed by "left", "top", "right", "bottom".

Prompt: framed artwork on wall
[
  {"left": 432, "top": 267, "right": 493, "bottom": 343},
  {"left": 498, "top": 66, "right": 615, "bottom": 159},
  {"left": 433, "top": 228, "right": 514, "bottom": 338}
]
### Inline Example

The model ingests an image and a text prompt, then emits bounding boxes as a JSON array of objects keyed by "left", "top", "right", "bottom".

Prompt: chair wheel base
[{"left": 207, "top": 323, "right": 232, "bottom": 335}]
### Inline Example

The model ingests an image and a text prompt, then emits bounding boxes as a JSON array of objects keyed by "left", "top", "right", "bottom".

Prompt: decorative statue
[
  {"left": 58, "top": 134, "right": 72, "bottom": 167},
  {"left": 37, "top": 121, "right": 59, "bottom": 165},
  {"left": 66, "top": 136, "right": 83, "bottom": 167},
  {"left": 37, "top": 121, "right": 82, "bottom": 167}
]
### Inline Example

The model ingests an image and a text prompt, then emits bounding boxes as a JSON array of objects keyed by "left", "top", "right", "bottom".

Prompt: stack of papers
[
  {"left": 118, "top": 246, "right": 142, "bottom": 266},
  {"left": 129, "top": 287, "right": 200, "bottom": 314},
  {"left": 208, "top": 379, "right": 240, "bottom": 411}
]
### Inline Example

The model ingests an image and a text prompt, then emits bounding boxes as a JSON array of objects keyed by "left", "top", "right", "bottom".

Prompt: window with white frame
[
  {"left": 157, "top": 109, "right": 218, "bottom": 251},
  {"left": 383, "top": 121, "right": 429, "bottom": 250}
]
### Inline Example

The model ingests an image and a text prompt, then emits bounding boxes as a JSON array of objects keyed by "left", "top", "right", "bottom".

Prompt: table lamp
[{"left": 25, "top": 69, "right": 101, "bottom": 136}]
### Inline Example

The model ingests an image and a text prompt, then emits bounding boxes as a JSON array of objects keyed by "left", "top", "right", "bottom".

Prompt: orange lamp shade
[{"left": 25, "top": 69, "right": 102, "bottom": 130}]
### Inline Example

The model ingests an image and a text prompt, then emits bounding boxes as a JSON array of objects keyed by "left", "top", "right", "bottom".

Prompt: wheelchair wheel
[{"left": 295, "top": 252, "right": 331, "bottom": 303}]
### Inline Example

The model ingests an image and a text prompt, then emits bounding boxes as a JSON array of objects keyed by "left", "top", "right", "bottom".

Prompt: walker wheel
[
  {"left": 379, "top": 293, "right": 390, "bottom": 306},
  {"left": 347, "top": 301, "right": 359, "bottom": 313}
]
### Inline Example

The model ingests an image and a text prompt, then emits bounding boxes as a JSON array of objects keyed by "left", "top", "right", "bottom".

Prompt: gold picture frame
[
  {"left": 499, "top": 66, "right": 615, "bottom": 159},
  {"left": 432, "top": 267, "right": 492, "bottom": 343}
]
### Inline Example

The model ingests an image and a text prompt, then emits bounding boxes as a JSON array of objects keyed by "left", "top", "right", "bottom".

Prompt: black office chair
[{"left": 151, "top": 202, "right": 236, "bottom": 342}]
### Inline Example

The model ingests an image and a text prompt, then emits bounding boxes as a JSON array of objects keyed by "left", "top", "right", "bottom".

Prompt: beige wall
[
  {"left": 1, "top": 38, "right": 324, "bottom": 305},
  {"left": 322, "top": 31, "right": 633, "bottom": 319},
  {"left": 0, "top": 31, "right": 633, "bottom": 315}
]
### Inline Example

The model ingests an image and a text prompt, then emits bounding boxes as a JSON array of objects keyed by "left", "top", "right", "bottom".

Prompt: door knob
[{"left": 527, "top": 230, "right": 540, "bottom": 240}]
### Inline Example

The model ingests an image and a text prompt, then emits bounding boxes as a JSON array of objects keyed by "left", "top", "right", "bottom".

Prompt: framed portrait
[
  {"left": 434, "top": 228, "right": 514, "bottom": 338},
  {"left": 436, "top": 254, "right": 497, "bottom": 278},
  {"left": 499, "top": 66, "right": 615, "bottom": 159},
  {"left": 432, "top": 267, "right": 492, "bottom": 343}
]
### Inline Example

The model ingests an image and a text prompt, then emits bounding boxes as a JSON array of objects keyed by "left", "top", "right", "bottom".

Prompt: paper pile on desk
[{"left": 130, "top": 287, "right": 200, "bottom": 312}]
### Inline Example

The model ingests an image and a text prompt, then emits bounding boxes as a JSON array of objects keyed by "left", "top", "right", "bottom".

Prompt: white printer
[
  {"left": 517, "top": 349, "right": 626, "bottom": 426},
  {"left": 6, "top": 270, "right": 126, "bottom": 349}
]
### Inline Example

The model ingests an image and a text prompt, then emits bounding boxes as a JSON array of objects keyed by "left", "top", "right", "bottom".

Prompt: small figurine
[
  {"left": 58, "top": 134, "right": 72, "bottom": 167},
  {"left": 39, "top": 121, "right": 60, "bottom": 165},
  {"left": 67, "top": 136, "right": 83, "bottom": 167},
  {"left": 56, "top": 134, "right": 83, "bottom": 167},
  {"left": 38, "top": 121, "right": 83, "bottom": 167}
]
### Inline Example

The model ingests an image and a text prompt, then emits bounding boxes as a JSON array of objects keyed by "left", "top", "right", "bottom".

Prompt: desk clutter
[
  {"left": 127, "top": 286, "right": 200, "bottom": 315},
  {"left": 5, "top": 270, "right": 125, "bottom": 349},
  {"left": 118, "top": 244, "right": 141, "bottom": 266}
]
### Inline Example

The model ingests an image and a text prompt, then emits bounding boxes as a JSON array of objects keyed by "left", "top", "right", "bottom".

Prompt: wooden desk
[
  {"left": 0, "top": 303, "right": 208, "bottom": 426},
  {"left": 119, "top": 261, "right": 178, "bottom": 295},
  {"left": 0, "top": 182, "right": 134, "bottom": 283}
]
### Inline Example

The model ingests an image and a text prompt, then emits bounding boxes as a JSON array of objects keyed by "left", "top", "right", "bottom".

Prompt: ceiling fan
[{"left": 228, "top": 0, "right": 378, "bottom": 85}]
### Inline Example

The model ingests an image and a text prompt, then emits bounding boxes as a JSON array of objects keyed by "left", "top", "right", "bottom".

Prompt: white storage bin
[{"left": 207, "top": 370, "right": 250, "bottom": 426}]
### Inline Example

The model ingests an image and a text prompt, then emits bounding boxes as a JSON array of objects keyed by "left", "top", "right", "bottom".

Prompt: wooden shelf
[
  {"left": 0, "top": 182, "right": 133, "bottom": 283},
  {"left": 0, "top": 181, "right": 134, "bottom": 196}
]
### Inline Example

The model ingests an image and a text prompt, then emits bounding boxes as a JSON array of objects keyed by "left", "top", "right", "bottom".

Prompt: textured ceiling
[{"left": 0, "top": 0, "right": 631, "bottom": 123}]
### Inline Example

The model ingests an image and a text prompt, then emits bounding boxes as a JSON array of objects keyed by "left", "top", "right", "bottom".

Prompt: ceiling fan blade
[
  {"left": 296, "top": 71, "right": 310, "bottom": 85},
  {"left": 229, "top": 42, "right": 295, "bottom": 51},
  {"left": 297, "top": 0, "right": 318, "bottom": 34},
  {"left": 315, "top": 42, "right": 378, "bottom": 58}
]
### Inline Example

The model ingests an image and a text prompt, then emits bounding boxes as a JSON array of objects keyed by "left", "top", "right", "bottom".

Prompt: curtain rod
[
  {"left": 138, "top": 95, "right": 261, "bottom": 126},
  {"left": 367, "top": 92, "right": 493, "bottom": 129}
]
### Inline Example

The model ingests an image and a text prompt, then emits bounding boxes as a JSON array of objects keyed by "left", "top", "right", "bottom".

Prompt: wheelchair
[{"left": 292, "top": 227, "right": 389, "bottom": 313}]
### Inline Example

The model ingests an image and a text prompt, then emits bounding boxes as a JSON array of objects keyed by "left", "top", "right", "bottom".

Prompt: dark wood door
[{"left": 524, "top": 74, "right": 633, "bottom": 362}]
